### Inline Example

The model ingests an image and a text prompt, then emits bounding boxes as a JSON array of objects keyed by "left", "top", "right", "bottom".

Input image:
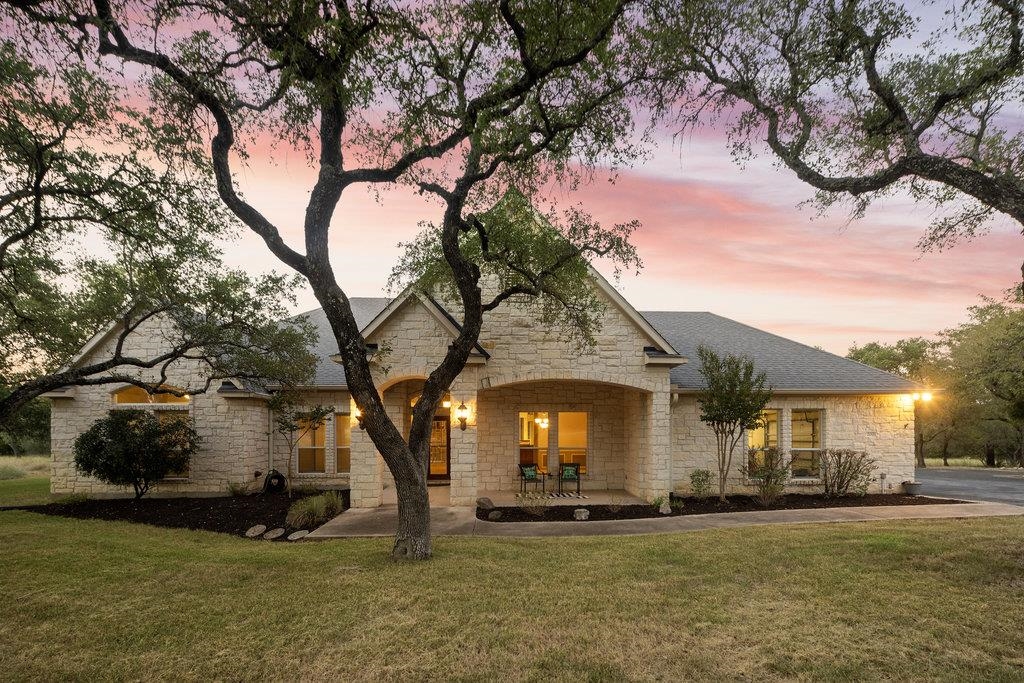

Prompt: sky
[{"left": 227, "top": 124, "right": 1022, "bottom": 355}]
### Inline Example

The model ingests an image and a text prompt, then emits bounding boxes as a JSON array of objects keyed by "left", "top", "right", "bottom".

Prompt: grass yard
[
  {"left": 1, "top": 512, "right": 1023, "bottom": 681},
  {"left": 0, "top": 456, "right": 51, "bottom": 507}
]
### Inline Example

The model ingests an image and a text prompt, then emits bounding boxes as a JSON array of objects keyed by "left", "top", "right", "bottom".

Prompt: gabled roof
[
  {"left": 641, "top": 311, "right": 921, "bottom": 394},
  {"left": 295, "top": 297, "right": 391, "bottom": 387}
]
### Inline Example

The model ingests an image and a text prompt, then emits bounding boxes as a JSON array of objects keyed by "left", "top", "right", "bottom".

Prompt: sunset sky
[{"left": 228, "top": 119, "right": 1021, "bottom": 355}]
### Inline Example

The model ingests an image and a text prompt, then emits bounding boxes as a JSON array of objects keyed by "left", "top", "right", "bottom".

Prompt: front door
[{"left": 428, "top": 416, "right": 451, "bottom": 480}]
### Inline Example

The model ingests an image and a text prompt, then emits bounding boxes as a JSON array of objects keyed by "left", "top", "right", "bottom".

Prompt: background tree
[
  {"left": 696, "top": 345, "right": 773, "bottom": 502},
  {"left": 7, "top": 0, "right": 651, "bottom": 559},
  {"left": 649, "top": 0, "right": 1024, "bottom": 268},
  {"left": 0, "top": 39, "right": 317, "bottom": 425},
  {"left": 0, "top": 392, "right": 48, "bottom": 455},
  {"left": 73, "top": 408, "right": 199, "bottom": 499},
  {"left": 268, "top": 392, "right": 333, "bottom": 498}
]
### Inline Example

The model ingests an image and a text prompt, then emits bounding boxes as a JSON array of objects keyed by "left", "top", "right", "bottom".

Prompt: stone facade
[
  {"left": 670, "top": 393, "right": 916, "bottom": 495},
  {"left": 48, "top": 283, "right": 917, "bottom": 503}
]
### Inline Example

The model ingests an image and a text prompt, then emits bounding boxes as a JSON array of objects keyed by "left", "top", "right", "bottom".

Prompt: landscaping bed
[
  {"left": 476, "top": 493, "right": 968, "bottom": 522},
  {"left": 16, "top": 489, "right": 350, "bottom": 539}
]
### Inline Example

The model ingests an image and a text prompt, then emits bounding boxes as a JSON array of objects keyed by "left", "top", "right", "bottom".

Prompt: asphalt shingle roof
[
  {"left": 295, "top": 300, "right": 917, "bottom": 393},
  {"left": 640, "top": 311, "right": 920, "bottom": 393}
]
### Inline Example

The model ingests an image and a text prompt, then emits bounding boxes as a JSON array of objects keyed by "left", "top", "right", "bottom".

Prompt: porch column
[
  {"left": 348, "top": 424, "right": 382, "bottom": 508},
  {"left": 644, "top": 388, "right": 673, "bottom": 499},
  {"left": 448, "top": 386, "right": 478, "bottom": 506}
]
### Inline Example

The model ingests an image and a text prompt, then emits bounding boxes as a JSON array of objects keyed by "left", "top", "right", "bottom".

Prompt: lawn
[
  {"left": 1, "top": 512, "right": 1023, "bottom": 681},
  {"left": 923, "top": 456, "right": 986, "bottom": 468},
  {"left": 0, "top": 456, "right": 51, "bottom": 507}
]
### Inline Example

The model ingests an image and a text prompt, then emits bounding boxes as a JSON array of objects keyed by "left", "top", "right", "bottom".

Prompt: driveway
[{"left": 916, "top": 467, "right": 1024, "bottom": 506}]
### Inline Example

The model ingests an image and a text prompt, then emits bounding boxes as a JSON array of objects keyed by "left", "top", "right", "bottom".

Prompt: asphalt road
[{"left": 916, "top": 467, "right": 1024, "bottom": 506}]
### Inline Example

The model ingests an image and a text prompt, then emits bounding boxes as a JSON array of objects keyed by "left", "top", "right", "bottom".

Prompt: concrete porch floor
[{"left": 378, "top": 487, "right": 646, "bottom": 507}]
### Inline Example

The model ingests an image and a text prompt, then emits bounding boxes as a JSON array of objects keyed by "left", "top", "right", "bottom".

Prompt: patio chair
[
  {"left": 518, "top": 464, "right": 546, "bottom": 493},
  {"left": 557, "top": 463, "right": 582, "bottom": 497}
]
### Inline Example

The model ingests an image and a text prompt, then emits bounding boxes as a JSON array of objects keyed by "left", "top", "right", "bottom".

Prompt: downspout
[{"left": 267, "top": 403, "right": 274, "bottom": 475}]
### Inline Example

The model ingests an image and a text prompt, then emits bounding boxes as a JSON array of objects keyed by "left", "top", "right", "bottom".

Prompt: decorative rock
[
  {"left": 245, "top": 524, "right": 267, "bottom": 538},
  {"left": 263, "top": 527, "right": 286, "bottom": 540},
  {"left": 573, "top": 508, "right": 590, "bottom": 521},
  {"left": 658, "top": 500, "right": 672, "bottom": 515},
  {"left": 287, "top": 530, "right": 310, "bottom": 541},
  {"left": 476, "top": 497, "right": 495, "bottom": 510},
  {"left": 486, "top": 510, "right": 503, "bottom": 521}
]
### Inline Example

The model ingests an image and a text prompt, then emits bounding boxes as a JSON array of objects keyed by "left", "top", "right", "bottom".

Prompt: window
[
  {"left": 335, "top": 413, "right": 351, "bottom": 474},
  {"left": 791, "top": 409, "right": 823, "bottom": 478},
  {"left": 297, "top": 418, "right": 326, "bottom": 474},
  {"left": 519, "top": 412, "right": 549, "bottom": 473},
  {"left": 113, "top": 384, "right": 190, "bottom": 404},
  {"left": 558, "top": 412, "right": 588, "bottom": 474},
  {"left": 747, "top": 409, "right": 779, "bottom": 472}
]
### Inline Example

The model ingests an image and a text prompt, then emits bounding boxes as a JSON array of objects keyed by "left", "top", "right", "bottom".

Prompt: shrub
[
  {"left": 0, "top": 463, "right": 26, "bottom": 480},
  {"left": 741, "top": 447, "right": 789, "bottom": 508},
  {"left": 73, "top": 409, "right": 198, "bottom": 499},
  {"left": 226, "top": 482, "right": 249, "bottom": 497},
  {"left": 515, "top": 491, "right": 550, "bottom": 517},
  {"left": 690, "top": 469, "right": 712, "bottom": 498},
  {"left": 651, "top": 495, "right": 665, "bottom": 510},
  {"left": 820, "top": 449, "right": 876, "bottom": 497},
  {"left": 605, "top": 492, "right": 625, "bottom": 514},
  {"left": 285, "top": 491, "right": 345, "bottom": 528}
]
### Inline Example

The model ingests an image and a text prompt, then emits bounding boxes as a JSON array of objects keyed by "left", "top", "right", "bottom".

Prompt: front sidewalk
[{"left": 305, "top": 499, "right": 1024, "bottom": 539}]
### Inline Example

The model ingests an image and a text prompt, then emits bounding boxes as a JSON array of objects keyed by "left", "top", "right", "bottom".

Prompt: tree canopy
[{"left": 0, "top": 37, "right": 317, "bottom": 426}]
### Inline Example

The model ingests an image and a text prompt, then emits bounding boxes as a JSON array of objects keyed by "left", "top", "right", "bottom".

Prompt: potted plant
[{"left": 902, "top": 480, "right": 922, "bottom": 495}]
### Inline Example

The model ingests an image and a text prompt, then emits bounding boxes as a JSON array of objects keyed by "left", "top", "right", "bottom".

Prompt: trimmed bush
[
  {"left": 73, "top": 409, "right": 198, "bottom": 499},
  {"left": 820, "top": 449, "right": 876, "bottom": 497},
  {"left": 286, "top": 491, "right": 345, "bottom": 528},
  {"left": 689, "top": 469, "right": 712, "bottom": 498}
]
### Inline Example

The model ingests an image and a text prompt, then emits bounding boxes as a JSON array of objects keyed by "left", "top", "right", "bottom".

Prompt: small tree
[
  {"left": 268, "top": 393, "right": 332, "bottom": 498},
  {"left": 741, "top": 446, "right": 789, "bottom": 508},
  {"left": 73, "top": 409, "right": 198, "bottom": 499},
  {"left": 696, "top": 345, "right": 772, "bottom": 502}
]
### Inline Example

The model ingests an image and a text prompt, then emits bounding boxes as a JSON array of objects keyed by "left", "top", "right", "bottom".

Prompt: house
[{"left": 47, "top": 270, "right": 920, "bottom": 504}]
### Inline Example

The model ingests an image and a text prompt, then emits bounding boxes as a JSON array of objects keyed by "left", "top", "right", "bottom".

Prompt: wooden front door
[{"left": 428, "top": 416, "right": 451, "bottom": 480}]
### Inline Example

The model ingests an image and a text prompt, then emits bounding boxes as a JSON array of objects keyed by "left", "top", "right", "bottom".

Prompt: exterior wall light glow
[
  {"left": 455, "top": 401, "right": 470, "bottom": 431},
  {"left": 921, "top": 392, "right": 933, "bottom": 402},
  {"left": 353, "top": 406, "right": 365, "bottom": 430}
]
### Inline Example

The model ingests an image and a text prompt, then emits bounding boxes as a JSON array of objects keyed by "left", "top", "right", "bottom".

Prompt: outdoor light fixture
[
  {"left": 442, "top": 393, "right": 452, "bottom": 409},
  {"left": 534, "top": 415, "right": 550, "bottom": 429},
  {"left": 921, "top": 392, "right": 933, "bottom": 402},
  {"left": 455, "top": 401, "right": 470, "bottom": 431},
  {"left": 354, "top": 406, "right": 365, "bottom": 430}
]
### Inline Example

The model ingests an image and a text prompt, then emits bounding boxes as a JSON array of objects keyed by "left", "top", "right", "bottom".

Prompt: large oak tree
[{"left": 7, "top": 0, "right": 650, "bottom": 559}]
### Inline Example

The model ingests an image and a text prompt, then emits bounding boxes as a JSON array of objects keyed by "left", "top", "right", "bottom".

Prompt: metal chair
[
  {"left": 518, "top": 464, "right": 545, "bottom": 493},
  {"left": 557, "top": 462, "right": 582, "bottom": 497}
]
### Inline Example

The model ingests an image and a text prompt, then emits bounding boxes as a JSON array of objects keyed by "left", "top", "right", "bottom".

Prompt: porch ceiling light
[
  {"left": 534, "top": 416, "right": 549, "bottom": 429},
  {"left": 455, "top": 401, "right": 470, "bottom": 431}
]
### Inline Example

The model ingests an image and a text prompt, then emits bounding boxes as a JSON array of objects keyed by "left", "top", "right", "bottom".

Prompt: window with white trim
[
  {"left": 335, "top": 413, "right": 351, "bottom": 474},
  {"left": 297, "top": 418, "right": 326, "bottom": 474},
  {"left": 747, "top": 409, "right": 779, "bottom": 473},
  {"left": 791, "top": 409, "right": 823, "bottom": 478}
]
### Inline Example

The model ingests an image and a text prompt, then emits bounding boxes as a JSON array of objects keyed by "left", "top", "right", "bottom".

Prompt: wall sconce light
[
  {"left": 353, "top": 406, "right": 365, "bottom": 430},
  {"left": 921, "top": 391, "right": 933, "bottom": 402},
  {"left": 442, "top": 392, "right": 452, "bottom": 409},
  {"left": 455, "top": 401, "right": 470, "bottom": 431}
]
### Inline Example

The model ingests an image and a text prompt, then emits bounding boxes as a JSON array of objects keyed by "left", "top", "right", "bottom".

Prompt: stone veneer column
[
  {"left": 348, "top": 423, "right": 382, "bottom": 508},
  {"left": 644, "top": 388, "right": 673, "bottom": 500},
  {"left": 447, "top": 382, "right": 478, "bottom": 506}
]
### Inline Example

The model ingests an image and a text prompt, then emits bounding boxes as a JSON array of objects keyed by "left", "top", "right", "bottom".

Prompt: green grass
[
  {"left": 1, "top": 512, "right": 1023, "bottom": 680},
  {"left": 0, "top": 477, "right": 51, "bottom": 507}
]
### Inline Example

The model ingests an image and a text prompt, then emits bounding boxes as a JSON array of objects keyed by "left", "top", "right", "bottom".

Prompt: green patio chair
[
  {"left": 518, "top": 464, "right": 546, "bottom": 493},
  {"left": 557, "top": 463, "right": 581, "bottom": 497}
]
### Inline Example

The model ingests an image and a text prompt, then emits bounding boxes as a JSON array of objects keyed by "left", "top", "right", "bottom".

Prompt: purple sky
[{"left": 226, "top": 122, "right": 1021, "bottom": 355}]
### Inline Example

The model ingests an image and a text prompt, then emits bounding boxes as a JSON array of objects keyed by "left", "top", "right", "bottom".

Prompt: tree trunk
[
  {"left": 941, "top": 438, "right": 950, "bottom": 467},
  {"left": 915, "top": 430, "right": 926, "bottom": 468},
  {"left": 985, "top": 443, "right": 997, "bottom": 467},
  {"left": 391, "top": 474, "right": 432, "bottom": 560}
]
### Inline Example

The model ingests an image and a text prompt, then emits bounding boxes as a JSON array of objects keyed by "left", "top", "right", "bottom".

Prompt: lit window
[
  {"left": 335, "top": 413, "right": 351, "bottom": 474},
  {"left": 558, "top": 412, "right": 588, "bottom": 474},
  {"left": 114, "top": 385, "right": 190, "bottom": 404},
  {"left": 297, "top": 418, "right": 326, "bottom": 474},
  {"left": 747, "top": 409, "right": 779, "bottom": 472},
  {"left": 791, "top": 409, "right": 823, "bottom": 477},
  {"left": 518, "top": 412, "right": 549, "bottom": 474}
]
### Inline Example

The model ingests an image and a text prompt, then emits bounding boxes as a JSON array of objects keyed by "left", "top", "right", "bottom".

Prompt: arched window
[{"left": 113, "top": 385, "right": 190, "bottom": 405}]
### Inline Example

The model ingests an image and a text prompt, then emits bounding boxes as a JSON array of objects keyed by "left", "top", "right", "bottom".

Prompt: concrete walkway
[{"left": 305, "top": 499, "right": 1024, "bottom": 539}]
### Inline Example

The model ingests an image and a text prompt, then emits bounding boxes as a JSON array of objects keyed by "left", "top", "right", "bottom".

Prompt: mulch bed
[
  {"left": 477, "top": 493, "right": 969, "bottom": 523},
  {"left": 14, "top": 489, "right": 350, "bottom": 540}
]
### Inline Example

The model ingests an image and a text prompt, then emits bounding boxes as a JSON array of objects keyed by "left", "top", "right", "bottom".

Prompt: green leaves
[{"left": 696, "top": 344, "right": 773, "bottom": 432}]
